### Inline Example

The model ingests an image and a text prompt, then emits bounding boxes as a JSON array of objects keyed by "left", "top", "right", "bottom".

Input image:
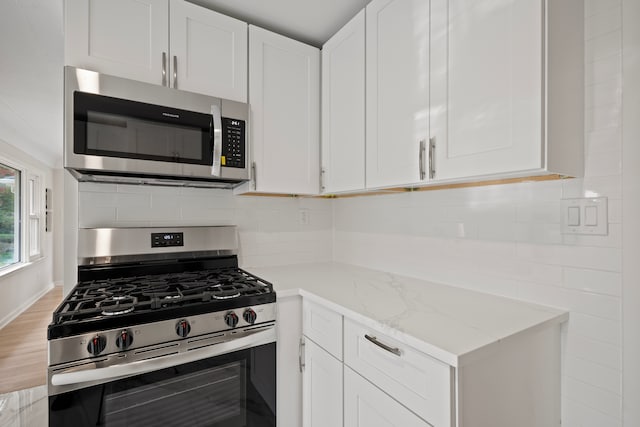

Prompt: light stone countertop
[
  {"left": 246, "top": 262, "right": 568, "bottom": 367},
  {"left": 0, "top": 385, "right": 47, "bottom": 427}
]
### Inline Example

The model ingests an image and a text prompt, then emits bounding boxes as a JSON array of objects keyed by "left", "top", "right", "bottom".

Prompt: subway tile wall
[
  {"left": 78, "top": 184, "right": 332, "bottom": 268},
  {"left": 333, "top": 2, "right": 623, "bottom": 426}
]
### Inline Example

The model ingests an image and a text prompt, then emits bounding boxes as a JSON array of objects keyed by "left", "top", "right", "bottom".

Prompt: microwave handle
[{"left": 211, "top": 104, "right": 223, "bottom": 176}]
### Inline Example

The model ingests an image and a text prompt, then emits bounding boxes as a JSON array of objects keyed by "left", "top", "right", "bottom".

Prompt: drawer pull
[{"left": 364, "top": 334, "right": 401, "bottom": 357}]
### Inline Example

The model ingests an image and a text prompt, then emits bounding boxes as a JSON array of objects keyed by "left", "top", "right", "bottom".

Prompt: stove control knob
[
  {"left": 87, "top": 335, "right": 107, "bottom": 356},
  {"left": 225, "top": 311, "right": 239, "bottom": 328},
  {"left": 176, "top": 319, "right": 191, "bottom": 338},
  {"left": 243, "top": 308, "right": 257, "bottom": 325},
  {"left": 115, "top": 329, "right": 133, "bottom": 350}
]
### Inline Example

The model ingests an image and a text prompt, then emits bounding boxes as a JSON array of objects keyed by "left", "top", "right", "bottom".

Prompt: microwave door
[{"left": 211, "top": 104, "right": 222, "bottom": 176}]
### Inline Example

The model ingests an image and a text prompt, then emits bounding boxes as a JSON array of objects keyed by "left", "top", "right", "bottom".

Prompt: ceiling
[
  {"left": 191, "top": 0, "right": 370, "bottom": 47},
  {"left": 0, "top": 0, "right": 368, "bottom": 169}
]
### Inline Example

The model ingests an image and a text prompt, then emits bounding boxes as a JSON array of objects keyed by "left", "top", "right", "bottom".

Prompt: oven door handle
[{"left": 51, "top": 327, "right": 275, "bottom": 387}]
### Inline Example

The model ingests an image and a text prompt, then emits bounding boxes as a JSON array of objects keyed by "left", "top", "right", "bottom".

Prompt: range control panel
[
  {"left": 151, "top": 232, "right": 184, "bottom": 248},
  {"left": 221, "top": 118, "right": 245, "bottom": 169}
]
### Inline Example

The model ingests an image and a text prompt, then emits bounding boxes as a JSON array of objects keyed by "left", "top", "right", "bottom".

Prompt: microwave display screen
[{"left": 74, "top": 92, "right": 214, "bottom": 166}]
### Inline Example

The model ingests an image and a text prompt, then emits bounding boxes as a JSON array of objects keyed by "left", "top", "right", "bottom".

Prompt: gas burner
[
  {"left": 86, "top": 283, "right": 138, "bottom": 298},
  {"left": 212, "top": 292, "right": 241, "bottom": 300},
  {"left": 98, "top": 296, "right": 137, "bottom": 316}
]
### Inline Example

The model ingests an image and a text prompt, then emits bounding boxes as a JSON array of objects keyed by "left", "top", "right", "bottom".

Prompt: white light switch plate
[{"left": 561, "top": 197, "right": 608, "bottom": 235}]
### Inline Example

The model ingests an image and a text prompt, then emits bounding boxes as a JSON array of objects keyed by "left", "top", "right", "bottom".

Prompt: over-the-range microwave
[{"left": 64, "top": 66, "right": 249, "bottom": 188}]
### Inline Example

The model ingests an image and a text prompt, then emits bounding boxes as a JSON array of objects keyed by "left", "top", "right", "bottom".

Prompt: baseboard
[{"left": 0, "top": 283, "right": 54, "bottom": 330}]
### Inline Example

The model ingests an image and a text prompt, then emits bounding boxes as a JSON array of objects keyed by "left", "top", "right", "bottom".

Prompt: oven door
[{"left": 49, "top": 343, "right": 275, "bottom": 427}]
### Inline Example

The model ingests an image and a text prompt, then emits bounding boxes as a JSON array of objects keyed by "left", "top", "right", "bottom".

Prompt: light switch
[
  {"left": 585, "top": 206, "right": 598, "bottom": 226},
  {"left": 567, "top": 206, "right": 580, "bottom": 226},
  {"left": 561, "top": 197, "right": 608, "bottom": 235}
]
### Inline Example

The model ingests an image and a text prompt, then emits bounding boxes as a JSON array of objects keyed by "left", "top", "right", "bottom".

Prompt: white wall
[
  {"left": 52, "top": 169, "right": 65, "bottom": 285},
  {"left": 621, "top": 0, "right": 640, "bottom": 425},
  {"left": 333, "top": 3, "right": 624, "bottom": 426},
  {"left": 77, "top": 183, "right": 332, "bottom": 269},
  {"left": 0, "top": 139, "right": 55, "bottom": 329}
]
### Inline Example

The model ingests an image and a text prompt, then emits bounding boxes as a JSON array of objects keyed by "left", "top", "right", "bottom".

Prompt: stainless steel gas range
[{"left": 47, "top": 226, "right": 276, "bottom": 427}]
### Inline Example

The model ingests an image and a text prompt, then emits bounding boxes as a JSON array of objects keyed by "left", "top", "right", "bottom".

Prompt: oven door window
[
  {"left": 73, "top": 91, "right": 214, "bottom": 166},
  {"left": 49, "top": 343, "right": 275, "bottom": 427}
]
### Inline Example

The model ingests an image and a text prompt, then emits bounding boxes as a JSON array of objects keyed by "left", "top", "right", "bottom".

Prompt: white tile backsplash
[
  {"left": 585, "top": 53, "right": 621, "bottom": 86},
  {"left": 78, "top": 184, "right": 332, "bottom": 268},
  {"left": 564, "top": 376, "right": 621, "bottom": 418},
  {"left": 569, "top": 312, "right": 621, "bottom": 346},
  {"left": 564, "top": 399, "right": 622, "bottom": 427}
]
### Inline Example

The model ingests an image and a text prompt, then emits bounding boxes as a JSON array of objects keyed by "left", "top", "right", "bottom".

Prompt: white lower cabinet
[
  {"left": 291, "top": 297, "right": 560, "bottom": 427},
  {"left": 344, "top": 367, "right": 430, "bottom": 427},
  {"left": 302, "top": 337, "right": 343, "bottom": 427}
]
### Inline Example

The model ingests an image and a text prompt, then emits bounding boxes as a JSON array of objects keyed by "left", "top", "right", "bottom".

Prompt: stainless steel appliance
[
  {"left": 64, "top": 66, "right": 250, "bottom": 188},
  {"left": 47, "top": 226, "right": 276, "bottom": 426}
]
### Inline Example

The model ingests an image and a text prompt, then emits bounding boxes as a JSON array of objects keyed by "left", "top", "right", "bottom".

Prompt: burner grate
[{"left": 51, "top": 267, "right": 273, "bottom": 327}]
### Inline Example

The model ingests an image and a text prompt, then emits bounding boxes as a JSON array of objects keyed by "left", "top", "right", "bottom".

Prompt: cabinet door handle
[
  {"left": 299, "top": 338, "right": 306, "bottom": 372},
  {"left": 173, "top": 55, "right": 178, "bottom": 88},
  {"left": 251, "top": 162, "right": 257, "bottom": 191},
  {"left": 419, "top": 139, "right": 426, "bottom": 180},
  {"left": 162, "top": 52, "right": 167, "bottom": 86},
  {"left": 429, "top": 137, "right": 436, "bottom": 179},
  {"left": 364, "top": 334, "right": 401, "bottom": 357},
  {"left": 320, "top": 167, "right": 326, "bottom": 192}
]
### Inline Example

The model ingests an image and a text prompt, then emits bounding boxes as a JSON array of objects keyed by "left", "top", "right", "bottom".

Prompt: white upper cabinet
[
  {"left": 170, "top": 0, "right": 247, "bottom": 101},
  {"left": 321, "top": 10, "right": 366, "bottom": 194},
  {"left": 248, "top": 25, "right": 320, "bottom": 195},
  {"left": 430, "top": 0, "right": 584, "bottom": 181},
  {"left": 65, "top": 0, "right": 248, "bottom": 102},
  {"left": 65, "top": 0, "right": 169, "bottom": 86},
  {"left": 365, "top": 0, "right": 431, "bottom": 189}
]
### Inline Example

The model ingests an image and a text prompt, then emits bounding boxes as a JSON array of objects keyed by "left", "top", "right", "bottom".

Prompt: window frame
[
  {"left": 27, "top": 173, "right": 43, "bottom": 261},
  {"left": 0, "top": 154, "right": 44, "bottom": 274}
]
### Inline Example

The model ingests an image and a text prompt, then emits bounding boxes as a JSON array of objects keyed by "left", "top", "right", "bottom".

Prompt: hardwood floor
[{"left": 0, "top": 287, "right": 62, "bottom": 394}]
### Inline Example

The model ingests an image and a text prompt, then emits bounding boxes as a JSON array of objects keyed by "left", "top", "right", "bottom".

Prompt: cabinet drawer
[
  {"left": 303, "top": 300, "right": 343, "bottom": 360},
  {"left": 344, "top": 318, "right": 453, "bottom": 427}
]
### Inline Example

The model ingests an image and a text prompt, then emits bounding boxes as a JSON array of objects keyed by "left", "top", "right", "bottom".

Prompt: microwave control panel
[{"left": 221, "top": 118, "right": 245, "bottom": 169}]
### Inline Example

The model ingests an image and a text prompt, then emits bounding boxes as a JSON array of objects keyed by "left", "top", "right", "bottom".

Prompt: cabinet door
[
  {"left": 344, "top": 367, "right": 430, "bottom": 427},
  {"left": 169, "top": 0, "right": 247, "bottom": 101},
  {"left": 249, "top": 25, "right": 320, "bottom": 195},
  {"left": 365, "top": 0, "right": 430, "bottom": 189},
  {"left": 321, "top": 10, "right": 365, "bottom": 194},
  {"left": 303, "top": 338, "right": 343, "bottom": 427},
  {"left": 65, "top": 0, "right": 169, "bottom": 85},
  {"left": 430, "top": 0, "right": 543, "bottom": 181}
]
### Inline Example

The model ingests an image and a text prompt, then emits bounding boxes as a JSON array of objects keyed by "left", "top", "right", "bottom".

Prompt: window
[
  {"left": 0, "top": 163, "right": 20, "bottom": 269},
  {"left": 28, "top": 175, "right": 42, "bottom": 259}
]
